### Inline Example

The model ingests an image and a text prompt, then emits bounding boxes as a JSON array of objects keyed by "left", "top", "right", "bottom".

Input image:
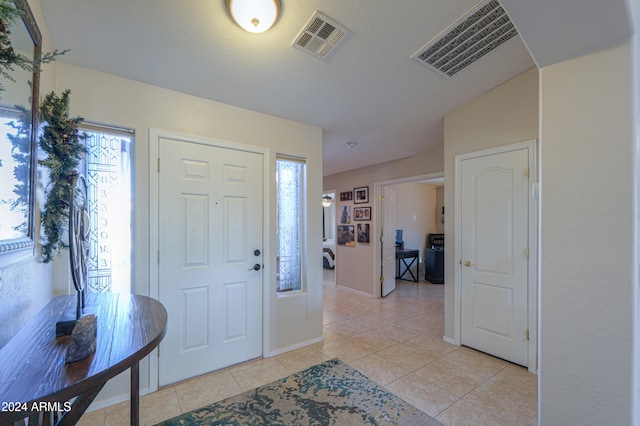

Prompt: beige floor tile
[
  {"left": 228, "top": 357, "right": 290, "bottom": 391},
  {"left": 339, "top": 316, "right": 385, "bottom": 334},
  {"left": 376, "top": 342, "right": 438, "bottom": 372},
  {"left": 77, "top": 408, "right": 105, "bottom": 426},
  {"left": 141, "top": 387, "right": 183, "bottom": 425},
  {"left": 406, "top": 335, "right": 459, "bottom": 358},
  {"left": 463, "top": 380, "right": 537, "bottom": 425},
  {"left": 488, "top": 363, "right": 538, "bottom": 389},
  {"left": 413, "top": 359, "right": 485, "bottom": 397},
  {"left": 436, "top": 399, "right": 513, "bottom": 426},
  {"left": 174, "top": 369, "right": 243, "bottom": 412},
  {"left": 386, "top": 374, "right": 459, "bottom": 418},
  {"left": 104, "top": 400, "right": 130, "bottom": 426},
  {"left": 275, "top": 346, "right": 332, "bottom": 374},
  {"left": 442, "top": 347, "right": 509, "bottom": 380},
  {"left": 374, "top": 321, "right": 427, "bottom": 342},
  {"left": 347, "top": 313, "right": 388, "bottom": 329},
  {"left": 349, "top": 329, "right": 401, "bottom": 352},
  {"left": 322, "top": 327, "right": 344, "bottom": 344},
  {"left": 323, "top": 321, "right": 368, "bottom": 337},
  {"left": 320, "top": 339, "right": 372, "bottom": 362},
  {"left": 104, "top": 387, "right": 181, "bottom": 426},
  {"left": 348, "top": 353, "right": 409, "bottom": 385},
  {"left": 407, "top": 317, "right": 445, "bottom": 339},
  {"left": 323, "top": 307, "right": 364, "bottom": 324}
]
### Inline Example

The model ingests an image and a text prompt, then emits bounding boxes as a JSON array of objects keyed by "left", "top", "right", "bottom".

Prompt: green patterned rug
[{"left": 156, "top": 358, "right": 441, "bottom": 425}]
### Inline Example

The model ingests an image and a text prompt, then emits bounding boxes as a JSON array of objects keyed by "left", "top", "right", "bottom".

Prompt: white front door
[
  {"left": 460, "top": 146, "right": 529, "bottom": 366},
  {"left": 381, "top": 186, "right": 396, "bottom": 296},
  {"left": 158, "top": 136, "right": 263, "bottom": 386}
]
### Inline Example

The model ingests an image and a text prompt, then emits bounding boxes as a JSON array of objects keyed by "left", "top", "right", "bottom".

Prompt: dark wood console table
[
  {"left": 0, "top": 293, "right": 167, "bottom": 426},
  {"left": 396, "top": 249, "right": 419, "bottom": 282}
]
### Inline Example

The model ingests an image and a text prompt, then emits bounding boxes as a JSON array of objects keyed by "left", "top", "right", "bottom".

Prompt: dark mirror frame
[{"left": 0, "top": 0, "right": 41, "bottom": 265}]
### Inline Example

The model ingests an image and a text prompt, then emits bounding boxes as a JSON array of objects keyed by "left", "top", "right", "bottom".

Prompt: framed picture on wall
[
  {"left": 354, "top": 186, "right": 369, "bottom": 204},
  {"left": 353, "top": 207, "right": 371, "bottom": 221},
  {"left": 337, "top": 225, "right": 355, "bottom": 247},
  {"left": 357, "top": 223, "right": 370, "bottom": 244},
  {"left": 339, "top": 205, "right": 351, "bottom": 224},
  {"left": 340, "top": 191, "right": 353, "bottom": 201}
]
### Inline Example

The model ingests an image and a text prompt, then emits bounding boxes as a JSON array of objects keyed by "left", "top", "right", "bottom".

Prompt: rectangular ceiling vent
[
  {"left": 292, "top": 12, "right": 350, "bottom": 60},
  {"left": 411, "top": 0, "right": 518, "bottom": 78}
]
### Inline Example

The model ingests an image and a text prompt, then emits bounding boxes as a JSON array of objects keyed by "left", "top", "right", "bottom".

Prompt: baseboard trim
[
  {"left": 267, "top": 335, "right": 324, "bottom": 357},
  {"left": 86, "top": 386, "right": 151, "bottom": 413},
  {"left": 335, "top": 284, "right": 376, "bottom": 298},
  {"left": 442, "top": 335, "right": 457, "bottom": 345}
]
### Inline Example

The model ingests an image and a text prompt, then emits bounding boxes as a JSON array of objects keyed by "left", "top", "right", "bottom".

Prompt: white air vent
[
  {"left": 411, "top": 0, "right": 518, "bottom": 78},
  {"left": 291, "top": 12, "right": 350, "bottom": 60}
]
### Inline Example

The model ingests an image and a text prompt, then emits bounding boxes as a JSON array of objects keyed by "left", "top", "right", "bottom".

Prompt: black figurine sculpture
[{"left": 56, "top": 174, "right": 94, "bottom": 336}]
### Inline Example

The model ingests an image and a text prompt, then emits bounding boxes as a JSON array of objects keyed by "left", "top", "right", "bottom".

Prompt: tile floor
[{"left": 78, "top": 272, "right": 538, "bottom": 425}]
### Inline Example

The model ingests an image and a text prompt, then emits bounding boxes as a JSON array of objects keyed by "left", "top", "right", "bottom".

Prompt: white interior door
[
  {"left": 460, "top": 147, "right": 529, "bottom": 366},
  {"left": 158, "top": 136, "right": 263, "bottom": 386},
  {"left": 381, "top": 186, "right": 396, "bottom": 296}
]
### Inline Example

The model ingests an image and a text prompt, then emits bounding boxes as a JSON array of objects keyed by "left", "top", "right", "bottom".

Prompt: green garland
[
  {"left": 0, "top": 0, "right": 67, "bottom": 96},
  {"left": 38, "top": 90, "right": 86, "bottom": 263},
  {"left": 0, "top": 0, "right": 29, "bottom": 92}
]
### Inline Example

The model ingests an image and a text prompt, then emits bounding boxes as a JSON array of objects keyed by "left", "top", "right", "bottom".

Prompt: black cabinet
[{"left": 424, "top": 248, "right": 444, "bottom": 284}]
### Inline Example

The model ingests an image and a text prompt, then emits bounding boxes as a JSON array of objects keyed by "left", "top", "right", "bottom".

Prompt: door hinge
[
  {"left": 380, "top": 276, "right": 384, "bottom": 284},
  {"left": 524, "top": 248, "right": 529, "bottom": 259},
  {"left": 157, "top": 250, "right": 160, "bottom": 264},
  {"left": 525, "top": 166, "right": 529, "bottom": 178},
  {"left": 525, "top": 329, "right": 530, "bottom": 341},
  {"left": 157, "top": 158, "right": 160, "bottom": 172}
]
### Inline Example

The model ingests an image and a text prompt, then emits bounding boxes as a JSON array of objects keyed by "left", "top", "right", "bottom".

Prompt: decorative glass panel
[
  {"left": 276, "top": 157, "right": 305, "bottom": 292},
  {"left": 82, "top": 127, "right": 133, "bottom": 293}
]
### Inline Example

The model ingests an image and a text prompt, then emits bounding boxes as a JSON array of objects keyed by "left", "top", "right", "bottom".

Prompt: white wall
[
  {"left": 54, "top": 62, "right": 323, "bottom": 403},
  {"left": 393, "top": 183, "right": 437, "bottom": 278},
  {"left": 393, "top": 183, "right": 436, "bottom": 252},
  {"left": 539, "top": 41, "right": 635, "bottom": 425},
  {"left": 443, "top": 67, "right": 539, "bottom": 340}
]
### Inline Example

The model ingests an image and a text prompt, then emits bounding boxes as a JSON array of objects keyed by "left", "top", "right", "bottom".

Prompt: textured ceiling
[{"left": 39, "top": 0, "right": 633, "bottom": 176}]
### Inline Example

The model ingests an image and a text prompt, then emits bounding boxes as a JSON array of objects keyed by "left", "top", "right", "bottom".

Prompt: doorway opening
[
  {"left": 322, "top": 190, "right": 336, "bottom": 287},
  {"left": 373, "top": 172, "right": 445, "bottom": 298}
]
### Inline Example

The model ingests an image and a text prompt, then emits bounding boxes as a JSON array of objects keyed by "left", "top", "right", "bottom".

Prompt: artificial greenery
[
  {"left": 38, "top": 90, "right": 86, "bottom": 263},
  {"left": 0, "top": 0, "right": 29, "bottom": 92},
  {"left": 0, "top": 0, "right": 67, "bottom": 96}
]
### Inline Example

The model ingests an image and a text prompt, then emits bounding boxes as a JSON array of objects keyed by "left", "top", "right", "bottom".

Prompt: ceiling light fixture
[
  {"left": 346, "top": 141, "right": 358, "bottom": 148},
  {"left": 225, "top": 0, "right": 281, "bottom": 34},
  {"left": 322, "top": 195, "right": 333, "bottom": 207}
]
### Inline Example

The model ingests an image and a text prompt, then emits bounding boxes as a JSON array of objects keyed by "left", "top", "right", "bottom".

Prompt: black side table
[{"left": 396, "top": 249, "right": 419, "bottom": 282}]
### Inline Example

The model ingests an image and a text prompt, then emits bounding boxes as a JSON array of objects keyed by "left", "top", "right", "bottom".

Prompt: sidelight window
[
  {"left": 80, "top": 124, "right": 133, "bottom": 294},
  {"left": 276, "top": 156, "right": 306, "bottom": 293}
]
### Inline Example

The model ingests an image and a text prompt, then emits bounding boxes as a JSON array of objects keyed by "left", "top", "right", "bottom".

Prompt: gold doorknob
[{"left": 462, "top": 260, "right": 475, "bottom": 267}]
